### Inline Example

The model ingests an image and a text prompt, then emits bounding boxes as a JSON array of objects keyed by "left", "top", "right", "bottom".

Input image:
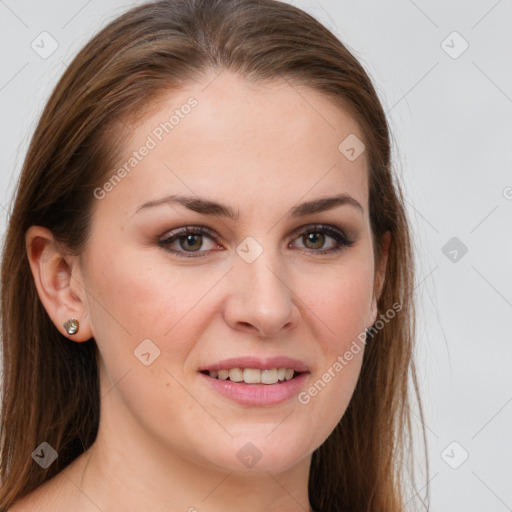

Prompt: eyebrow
[{"left": 134, "top": 193, "right": 364, "bottom": 220}]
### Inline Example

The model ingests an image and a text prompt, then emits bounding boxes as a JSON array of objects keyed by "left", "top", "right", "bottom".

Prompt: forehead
[{"left": 96, "top": 71, "right": 369, "bottom": 221}]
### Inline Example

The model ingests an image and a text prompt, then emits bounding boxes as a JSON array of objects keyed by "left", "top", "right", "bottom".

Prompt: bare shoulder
[
  {"left": 8, "top": 489, "right": 46, "bottom": 511},
  {"left": 8, "top": 473, "right": 69, "bottom": 512},
  {"left": 7, "top": 455, "right": 88, "bottom": 512},
  {"left": 8, "top": 483, "right": 54, "bottom": 512}
]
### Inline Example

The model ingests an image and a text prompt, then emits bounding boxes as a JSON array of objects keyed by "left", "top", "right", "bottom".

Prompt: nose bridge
[
  {"left": 224, "top": 236, "right": 298, "bottom": 336},
  {"left": 246, "top": 248, "right": 287, "bottom": 305}
]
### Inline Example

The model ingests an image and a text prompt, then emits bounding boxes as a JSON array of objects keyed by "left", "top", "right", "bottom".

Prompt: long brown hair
[{"left": 0, "top": 1, "right": 429, "bottom": 510}]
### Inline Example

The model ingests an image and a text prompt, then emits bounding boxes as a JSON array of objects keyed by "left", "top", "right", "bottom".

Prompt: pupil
[
  {"left": 305, "top": 232, "right": 324, "bottom": 249},
  {"left": 183, "top": 234, "right": 201, "bottom": 251}
]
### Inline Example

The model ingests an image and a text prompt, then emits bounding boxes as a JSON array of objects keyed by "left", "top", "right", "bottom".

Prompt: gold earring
[{"left": 63, "top": 318, "right": 79, "bottom": 335}]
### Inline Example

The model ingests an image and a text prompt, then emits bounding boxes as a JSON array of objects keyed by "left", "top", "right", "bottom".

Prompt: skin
[{"left": 21, "top": 71, "right": 389, "bottom": 512}]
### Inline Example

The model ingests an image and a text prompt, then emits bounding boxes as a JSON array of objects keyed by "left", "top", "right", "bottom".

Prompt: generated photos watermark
[
  {"left": 298, "top": 301, "right": 402, "bottom": 405},
  {"left": 93, "top": 96, "right": 198, "bottom": 200}
]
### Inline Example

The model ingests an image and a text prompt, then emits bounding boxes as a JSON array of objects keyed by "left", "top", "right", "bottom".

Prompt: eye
[
  {"left": 158, "top": 226, "right": 220, "bottom": 258},
  {"left": 157, "top": 224, "right": 354, "bottom": 258},
  {"left": 290, "top": 224, "right": 355, "bottom": 255}
]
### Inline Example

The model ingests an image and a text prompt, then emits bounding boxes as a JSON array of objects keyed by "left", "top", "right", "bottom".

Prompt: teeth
[
  {"left": 243, "top": 368, "right": 261, "bottom": 384},
  {"left": 260, "top": 368, "right": 278, "bottom": 384},
  {"left": 208, "top": 367, "right": 297, "bottom": 384},
  {"left": 228, "top": 368, "right": 243, "bottom": 382}
]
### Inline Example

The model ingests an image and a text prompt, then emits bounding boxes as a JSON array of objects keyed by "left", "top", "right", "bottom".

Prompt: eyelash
[{"left": 157, "top": 224, "right": 355, "bottom": 258}]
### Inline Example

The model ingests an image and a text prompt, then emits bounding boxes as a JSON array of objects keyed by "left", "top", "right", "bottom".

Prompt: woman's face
[{"left": 76, "top": 71, "right": 386, "bottom": 475}]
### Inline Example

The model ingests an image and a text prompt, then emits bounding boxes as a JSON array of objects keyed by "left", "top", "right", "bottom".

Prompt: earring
[{"left": 63, "top": 318, "right": 79, "bottom": 335}]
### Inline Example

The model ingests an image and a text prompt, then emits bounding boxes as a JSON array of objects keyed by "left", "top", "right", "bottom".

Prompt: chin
[{"left": 224, "top": 432, "right": 311, "bottom": 474}]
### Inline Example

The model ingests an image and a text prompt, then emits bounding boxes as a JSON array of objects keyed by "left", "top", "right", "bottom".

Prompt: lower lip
[{"left": 199, "top": 372, "right": 309, "bottom": 406}]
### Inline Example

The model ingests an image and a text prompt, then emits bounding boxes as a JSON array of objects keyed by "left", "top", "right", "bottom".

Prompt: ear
[
  {"left": 367, "top": 231, "right": 391, "bottom": 328},
  {"left": 25, "top": 226, "right": 93, "bottom": 342}
]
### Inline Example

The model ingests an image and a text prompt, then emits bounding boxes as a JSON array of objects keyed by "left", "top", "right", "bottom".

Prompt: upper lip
[{"left": 199, "top": 356, "right": 309, "bottom": 373}]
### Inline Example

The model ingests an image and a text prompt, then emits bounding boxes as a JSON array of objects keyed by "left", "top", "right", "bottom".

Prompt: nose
[{"left": 222, "top": 249, "right": 300, "bottom": 338}]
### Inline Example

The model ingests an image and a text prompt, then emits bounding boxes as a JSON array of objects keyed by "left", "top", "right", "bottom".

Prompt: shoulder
[
  {"left": 8, "top": 477, "right": 67, "bottom": 512},
  {"left": 8, "top": 487, "right": 52, "bottom": 512},
  {"left": 7, "top": 455, "right": 87, "bottom": 512}
]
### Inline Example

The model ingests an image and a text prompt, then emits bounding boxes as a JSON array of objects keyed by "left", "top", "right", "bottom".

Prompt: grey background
[{"left": 1, "top": 1, "right": 511, "bottom": 510}]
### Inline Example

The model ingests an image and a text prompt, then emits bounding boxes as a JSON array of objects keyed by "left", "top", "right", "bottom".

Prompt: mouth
[
  {"left": 197, "top": 356, "right": 310, "bottom": 405},
  {"left": 198, "top": 367, "right": 310, "bottom": 406},
  {"left": 199, "top": 368, "right": 305, "bottom": 385}
]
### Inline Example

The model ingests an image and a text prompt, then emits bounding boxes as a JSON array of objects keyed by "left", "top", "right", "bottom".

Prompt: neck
[{"left": 61, "top": 390, "right": 313, "bottom": 511}]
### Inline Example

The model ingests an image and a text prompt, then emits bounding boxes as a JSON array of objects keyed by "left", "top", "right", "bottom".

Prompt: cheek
[
  {"left": 84, "top": 246, "right": 209, "bottom": 436},
  {"left": 84, "top": 244, "right": 223, "bottom": 380},
  {"left": 302, "top": 255, "right": 374, "bottom": 345},
  {"left": 87, "top": 243, "right": 204, "bottom": 335},
  {"left": 297, "top": 256, "right": 373, "bottom": 420}
]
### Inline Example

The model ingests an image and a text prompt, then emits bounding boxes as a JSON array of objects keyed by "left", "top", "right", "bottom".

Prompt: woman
[{"left": 0, "top": 0, "right": 428, "bottom": 510}]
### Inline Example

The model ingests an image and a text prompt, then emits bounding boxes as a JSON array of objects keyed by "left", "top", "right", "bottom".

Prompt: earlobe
[{"left": 25, "top": 226, "right": 93, "bottom": 342}]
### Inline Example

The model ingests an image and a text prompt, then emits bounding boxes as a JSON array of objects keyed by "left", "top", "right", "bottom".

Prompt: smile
[
  {"left": 199, "top": 370, "right": 309, "bottom": 406},
  {"left": 203, "top": 367, "right": 297, "bottom": 385}
]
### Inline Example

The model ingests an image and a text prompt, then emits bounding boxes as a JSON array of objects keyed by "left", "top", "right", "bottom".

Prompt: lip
[
  {"left": 198, "top": 356, "right": 309, "bottom": 373},
  {"left": 199, "top": 371, "right": 310, "bottom": 406}
]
